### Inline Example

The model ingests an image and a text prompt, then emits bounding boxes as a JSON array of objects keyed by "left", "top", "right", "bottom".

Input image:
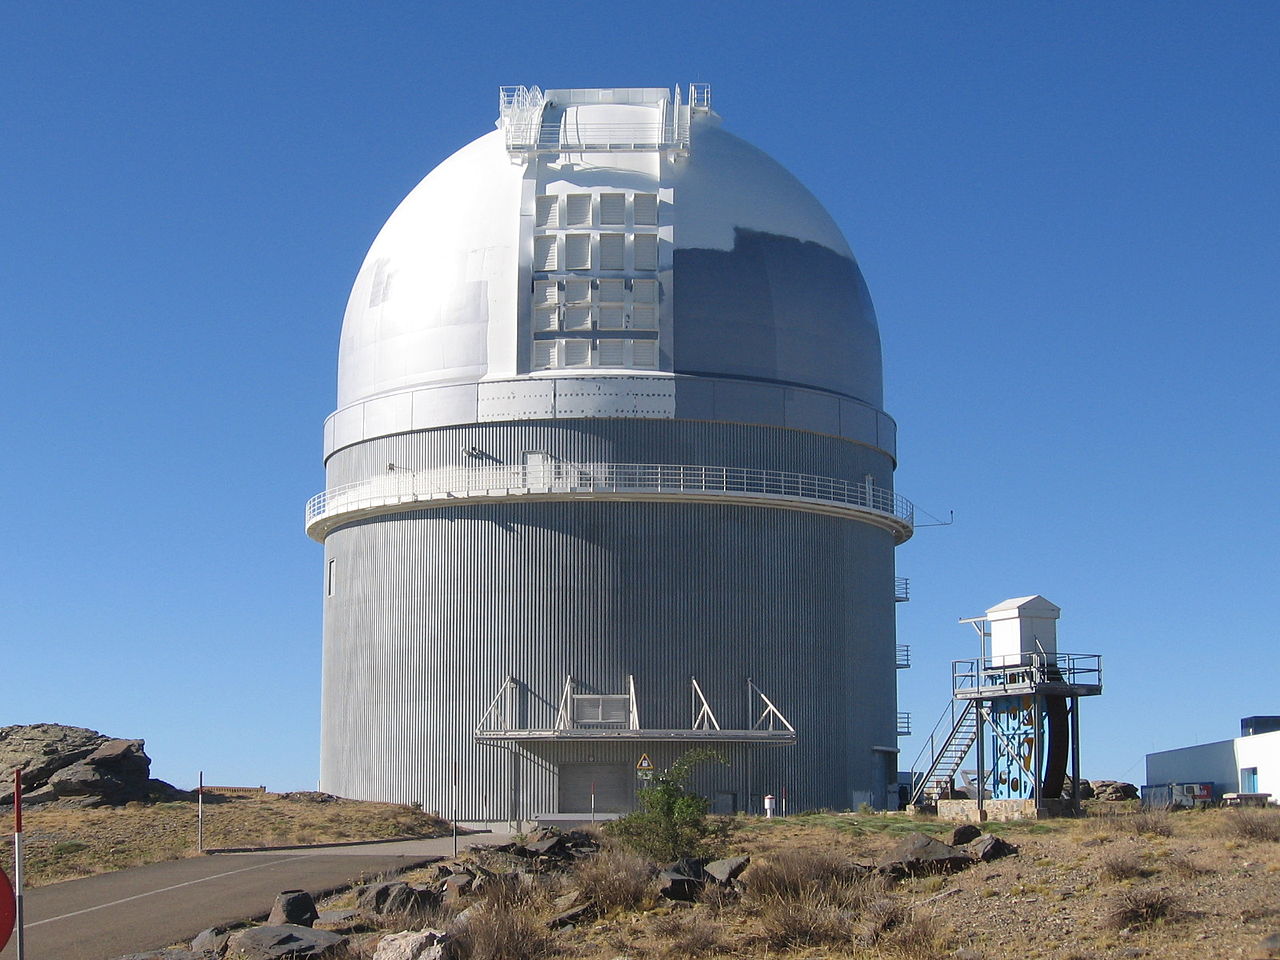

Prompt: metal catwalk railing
[
  {"left": 499, "top": 84, "right": 711, "bottom": 155},
  {"left": 306, "top": 462, "right": 914, "bottom": 541}
]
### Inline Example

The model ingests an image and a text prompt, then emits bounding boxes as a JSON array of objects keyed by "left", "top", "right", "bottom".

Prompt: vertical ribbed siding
[{"left": 319, "top": 497, "right": 897, "bottom": 817}]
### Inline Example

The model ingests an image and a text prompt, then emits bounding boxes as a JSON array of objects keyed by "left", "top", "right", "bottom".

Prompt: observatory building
[{"left": 307, "top": 85, "right": 914, "bottom": 817}]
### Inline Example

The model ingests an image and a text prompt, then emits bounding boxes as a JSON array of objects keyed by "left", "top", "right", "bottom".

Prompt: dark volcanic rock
[
  {"left": 880, "top": 832, "right": 973, "bottom": 877},
  {"left": 357, "top": 880, "right": 436, "bottom": 916},
  {"left": 949, "top": 824, "right": 983, "bottom": 846},
  {"left": 267, "top": 890, "right": 319, "bottom": 927},
  {"left": 191, "top": 926, "right": 231, "bottom": 954},
  {"left": 704, "top": 855, "right": 750, "bottom": 884},
  {"left": 963, "top": 834, "right": 1018, "bottom": 862},
  {"left": 1251, "top": 932, "right": 1280, "bottom": 959},
  {"left": 225, "top": 924, "right": 348, "bottom": 959}
]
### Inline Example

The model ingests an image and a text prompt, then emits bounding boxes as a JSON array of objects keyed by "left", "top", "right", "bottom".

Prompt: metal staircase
[{"left": 908, "top": 699, "right": 978, "bottom": 806}]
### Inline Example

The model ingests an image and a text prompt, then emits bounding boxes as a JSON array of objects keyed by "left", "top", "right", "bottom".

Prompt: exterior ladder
[{"left": 908, "top": 700, "right": 978, "bottom": 806}]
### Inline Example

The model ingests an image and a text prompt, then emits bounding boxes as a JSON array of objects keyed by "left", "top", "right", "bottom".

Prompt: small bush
[
  {"left": 1219, "top": 807, "right": 1280, "bottom": 843},
  {"left": 1107, "top": 889, "right": 1178, "bottom": 930},
  {"left": 1098, "top": 851, "right": 1149, "bottom": 881},
  {"left": 51, "top": 841, "right": 89, "bottom": 857},
  {"left": 574, "top": 845, "right": 655, "bottom": 912},
  {"left": 605, "top": 749, "right": 726, "bottom": 861},
  {"left": 1162, "top": 850, "right": 1207, "bottom": 877}
]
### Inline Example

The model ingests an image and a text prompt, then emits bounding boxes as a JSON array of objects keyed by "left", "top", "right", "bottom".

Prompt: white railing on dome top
[
  {"left": 305, "top": 462, "right": 913, "bottom": 537},
  {"left": 499, "top": 84, "right": 710, "bottom": 155}
]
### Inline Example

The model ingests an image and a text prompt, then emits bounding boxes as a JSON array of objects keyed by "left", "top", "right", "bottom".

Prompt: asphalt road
[{"left": 0, "top": 834, "right": 507, "bottom": 960}]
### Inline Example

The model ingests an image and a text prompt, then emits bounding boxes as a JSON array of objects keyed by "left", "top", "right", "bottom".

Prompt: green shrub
[{"left": 604, "top": 749, "right": 725, "bottom": 861}]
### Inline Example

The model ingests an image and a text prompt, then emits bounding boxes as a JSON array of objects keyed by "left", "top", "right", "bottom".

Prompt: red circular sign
[{"left": 0, "top": 864, "right": 13, "bottom": 951}]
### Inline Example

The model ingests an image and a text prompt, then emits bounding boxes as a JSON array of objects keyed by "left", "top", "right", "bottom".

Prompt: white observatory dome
[{"left": 326, "top": 87, "right": 889, "bottom": 461}]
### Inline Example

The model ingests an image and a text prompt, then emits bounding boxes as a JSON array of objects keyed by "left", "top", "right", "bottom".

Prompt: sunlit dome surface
[{"left": 331, "top": 87, "right": 885, "bottom": 454}]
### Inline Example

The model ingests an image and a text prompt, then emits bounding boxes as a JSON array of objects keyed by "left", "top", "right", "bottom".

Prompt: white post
[
  {"left": 14, "top": 769, "right": 25, "bottom": 960},
  {"left": 591, "top": 781, "right": 596, "bottom": 824},
  {"left": 197, "top": 770, "right": 204, "bottom": 852},
  {"left": 764, "top": 794, "right": 776, "bottom": 819}
]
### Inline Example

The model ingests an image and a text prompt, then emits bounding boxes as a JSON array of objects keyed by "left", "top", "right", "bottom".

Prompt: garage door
[{"left": 557, "top": 763, "right": 633, "bottom": 813}]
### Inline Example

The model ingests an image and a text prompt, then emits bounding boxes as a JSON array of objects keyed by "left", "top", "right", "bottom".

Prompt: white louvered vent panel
[
  {"left": 535, "top": 195, "right": 558, "bottom": 228},
  {"left": 565, "top": 234, "right": 591, "bottom": 270},
  {"left": 630, "top": 305, "right": 656, "bottom": 329},
  {"left": 533, "top": 235, "right": 557, "bottom": 272},
  {"left": 598, "top": 305, "right": 624, "bottom": 330},
  {"left": 600, "top": 193, "right": 626, "bottom": 225},
  {"left": 534, "top": 306, "right": 559, "bottom": 332},
  {"left": 597, "top": 278, "right": 625, "bottom": 303},
  {"left": 597, "top": 339, "right": 625, "bottom": 366},
  {"left": 533, "top": 280, "right": 559, "bottom": 306},
  {"left": 631, "top": 279, "right": 657, "bottom": 303},
  {"left": 564, "top": 306, "right": 592, "bottom": 331},
  {"left": 633, "top": 233, "right": 658, "bottom": 271},
  {"left": 533, "top": 341, "right": 556, "bottom": 369},
  {"left": 631, "top": 340, "right": 658, "bottom": 367},
  {"left": 566, "top": 194, "right": 592, "bottom": 226},
  {"left": 564, "top": 279, "right": 591, "bottom": 303},
  {"left": 633, "top": 193, "right": 658, "bottom": 225},
  {"left": 563, "top": 339, "right": 591, "bottom": 366},
  {"left": 599, "top": 234, "right": 625, "bottom": 271}
]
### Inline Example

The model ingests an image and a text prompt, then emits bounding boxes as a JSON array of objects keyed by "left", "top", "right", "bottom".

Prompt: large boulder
[
  {"left": 357, "top": 880, "right": 437, "bottom": 917},
  {"left": 225, "top": 924, "right": 349, "bottom": 959},
  {"left": 373, "top": 929, "right": 449, "bottom": 960},
  {"left": 1090, "top": 780, "right": 1139, "bottom": 802},
  {"left": 0, "top": 724, "right": 109, "bottom": 802},
  {"left": 879, "top": 833, "right": 973, "bottom": 878},
  {"left": 267, "top": 890, "right": 319, "bottom": 927},
  {"left": 48, "top": 739, "right": 153, "bottom": 806}
]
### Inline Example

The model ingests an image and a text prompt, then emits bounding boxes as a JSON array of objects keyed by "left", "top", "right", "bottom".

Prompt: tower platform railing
[
  {"left": 305, "top": 461, "right": 914, "bottom": 543},
  {"left": 951, "top": 652, "right": 1103, "bottom": 699}
]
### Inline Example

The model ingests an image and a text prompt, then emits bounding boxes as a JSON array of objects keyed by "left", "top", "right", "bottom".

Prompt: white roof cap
[{"left": 985, "top": 596, "right": 1061, "bottom": 619}]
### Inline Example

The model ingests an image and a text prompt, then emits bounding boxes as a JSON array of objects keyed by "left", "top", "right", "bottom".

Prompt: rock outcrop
[
  {"left": 0, "top": 723, "right": 183, "bottom": 807},
  {"left": 1090, "top": 780, "right": 1140, "bottom": 801}
]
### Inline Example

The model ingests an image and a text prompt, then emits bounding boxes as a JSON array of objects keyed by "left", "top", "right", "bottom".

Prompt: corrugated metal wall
[{"left": 319, "top": 416, "right": 899, "bottom": 816}]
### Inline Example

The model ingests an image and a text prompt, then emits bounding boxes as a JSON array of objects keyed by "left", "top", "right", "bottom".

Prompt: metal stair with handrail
[{"left": 908, "top": 699, "right": 978, "bottom": 806}]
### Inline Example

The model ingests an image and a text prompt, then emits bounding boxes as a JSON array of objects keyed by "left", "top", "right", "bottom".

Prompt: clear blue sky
[{"left": 3, "top": 2, "right": 1276, "bottom": 793}]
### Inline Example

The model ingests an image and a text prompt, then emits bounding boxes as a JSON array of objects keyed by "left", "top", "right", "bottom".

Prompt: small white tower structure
[{"left": 987, "top": 596, "right": 1059, "bottom": 667}]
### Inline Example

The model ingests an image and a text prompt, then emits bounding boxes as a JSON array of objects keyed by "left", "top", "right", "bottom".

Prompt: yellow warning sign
[{"left": 636, "top": 753, "right": 654, "bottom": 771}]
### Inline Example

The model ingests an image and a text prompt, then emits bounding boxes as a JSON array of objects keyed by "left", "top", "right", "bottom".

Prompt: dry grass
[
  {"left": 754, "top": 891, "right": 860, "bottom": 949},
  {"left": 1107, "top": 888, "right": 1179, "bottom": 930},
  {"left": 650, "top": 912, "right": 724, "bottom": 957},
  {"left": 1218, "top": 807, "right": 1280, "bottom": 842},
  {"left": 573, "top": 843, "right": 655, "bottom": 912},
  {"left": 1, "top": 795, "right": 449, "bottom": 886},
  {"left": 742, "top": 846, "right": 871, "bottom": 902},
  {"left": 448, "top": 901, "right": 554, "bottom": 960},
  {"left": 1127, "top": 809, "right": 1175, "bottom": 837}
]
